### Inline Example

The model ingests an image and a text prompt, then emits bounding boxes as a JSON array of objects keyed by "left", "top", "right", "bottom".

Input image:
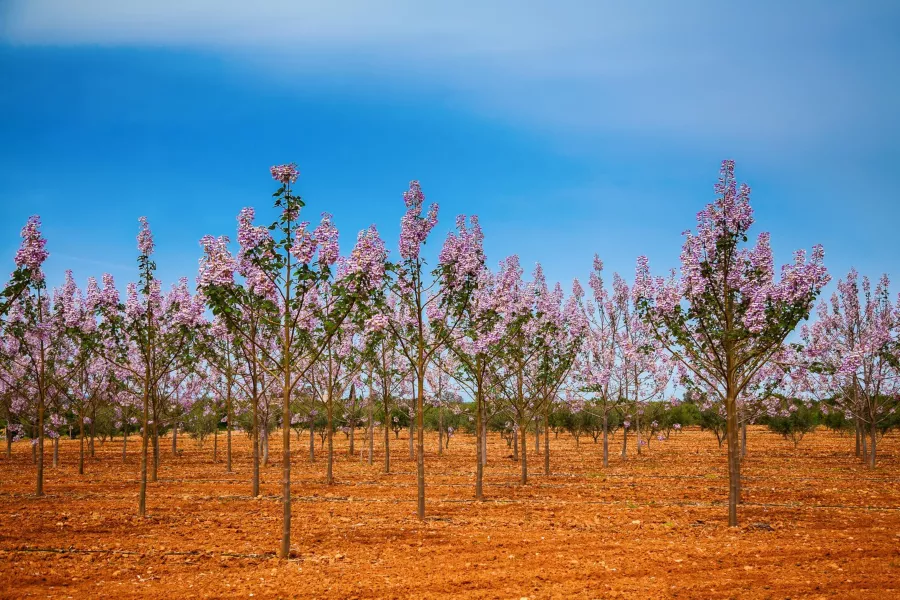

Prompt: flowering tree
[
  {"left": 200, "top": 163, "right": 386, "bottom": 558},
  {"left": 386, "top": 185, "right": 484, "bottom": 519},
  {"left": 527, "top": 275, "right": 588, "bottom": 476},
  {"left": 3, "top": 216, "right": 55, "bottom": 494},
  {"left": 95, "top": 218, "right": 203, "bottom": 516},
  {"left": 634, "top": 160, "right": 830, "bottom": 526},
  {"left": 799, "top": 269, "right": 899, "bottom": 467}
]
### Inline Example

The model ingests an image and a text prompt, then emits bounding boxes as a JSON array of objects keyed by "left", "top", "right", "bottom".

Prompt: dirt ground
[{"left": 1, "top": 426, "right": 898, "bottom": 599}]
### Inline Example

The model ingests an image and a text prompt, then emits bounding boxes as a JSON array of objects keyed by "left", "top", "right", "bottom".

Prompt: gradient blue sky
[{"left": 2, "top": 1, "right": 899, "bottom": 296}]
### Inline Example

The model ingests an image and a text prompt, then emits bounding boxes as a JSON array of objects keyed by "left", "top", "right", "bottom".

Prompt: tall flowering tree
[
  {"left": 95, "top": 218, "right": 203, "bottom": 516},
  {"left": 386, "top": 183, "right": 484, "bottom": 520},
  {"left": 799, "top": 269, "right": 899, "bottom": 467},
  {"left": 200, "top": 163, "right": 386, "bottom": 558},
  {"left": 634, "top": 160, "right": 830, "bottom": 526},
  {"left": 3, "top": 216, "right": 54, "bottom": 494}
]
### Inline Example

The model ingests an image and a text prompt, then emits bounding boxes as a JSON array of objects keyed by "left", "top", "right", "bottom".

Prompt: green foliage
[{"left": 763, "top": 401, "right": 820, "bottom": 447}]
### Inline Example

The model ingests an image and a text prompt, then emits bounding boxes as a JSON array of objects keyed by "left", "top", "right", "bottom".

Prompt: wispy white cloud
[{"left": 3, "top": 1, "right": 898, "bottom": 158}]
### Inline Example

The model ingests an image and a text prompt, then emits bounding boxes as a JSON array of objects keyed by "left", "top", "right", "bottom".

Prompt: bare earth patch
[{"left": 1, "top": 427, "right": 898, "bottom": 599}]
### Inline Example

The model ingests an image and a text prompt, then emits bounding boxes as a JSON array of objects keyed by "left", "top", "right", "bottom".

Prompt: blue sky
[{"left": 1, "top": 1, "right": 899, "bottom": 296}]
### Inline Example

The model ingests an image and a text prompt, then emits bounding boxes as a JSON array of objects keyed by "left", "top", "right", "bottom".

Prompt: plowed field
[{"left": 1, "top": 427, "right": 898, "bottom": 598}]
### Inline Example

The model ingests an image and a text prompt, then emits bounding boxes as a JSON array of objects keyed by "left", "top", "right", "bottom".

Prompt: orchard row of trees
[{"left": 2, "top": 160, "right": 897, "bottom": 554}]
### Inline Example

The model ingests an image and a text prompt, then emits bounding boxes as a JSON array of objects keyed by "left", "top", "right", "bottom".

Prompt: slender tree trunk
[
  {"left": 535, "top": 418, "right": 540, "bottom": 456},
  {"left": 519, "top": 421, "right": 528, "bottom": 485},
  {"left": 408, "top": 417, "right": 414, "bottom": 461},
  {"left": 172, "top": 421, "right": 178, "bottom": 455},
  {"left": 741, "top": 422, "right": 747, "bottom": 459},
  {"left": 543, "top": 409, "right": 550, "bottom": 476},
  {"left": 52, "top": 437, "right": 58, "bottom": 468},
  {"left": 438, "top": 408, "right": 444, "bottom": 456},
  {"left": 213, "top": 425, "right": 218, "bottom": 463},
  {"left": 251, "top": 378, "right": 260, "bottom": 497},
  {"left": 139, "top": 379, "right": 150, "bottom": 517},
  {"left": 89, "top": 407, "right": 96, "bottom": 458},
  {"left": 513, "top": 426, "right": 519, "bottom": 461},
  {"left": 726, "top": 395, "right": 740, "bottom": 527},
  {"left": 416, "top": 368, "right": 425, "bottom": 521},
  {"left": 262, "top": 424, "right": 269, "bottom": 466},
  {"left": 861, "top": 424, "right": 868, "bottom": 462},
  {"left": 869, "top": 420, "right": 877, "bottom": 469},
  {"left": 326, "top": 390, "right": 334, "bottom": 485},
  {"left": 151, "top": 420, "right": 159, "bottom": 483},
  {"left": 602, "top": 412, "right": 609, "bottom": 468},
  {"left": 367, "top": 395, "right": 374, "bottom": 466},
  {"left": 79, "top": 414, "right": 85, "bottom": 475},
  {"left": 481, "top": 419, "right": 487, "bottom": 466},
  {"left": 621, "top": 427, "right": 628, "bottom": 461},
  {"left": 226, "top": 386, "right": 233, "bottom": 473},
  {"left": 6, "top": 429, "right": 12, "bottom": 459},
  {"left": 383, "top": 390, "right": 391, "bottom": 474},
  {"left": 475, "top": 379, "right": 484, "bottom": 501},
  {"left": 854, "top": 419, "right": 861, "bottom": 457},
  {"left": 309, "top": 421, "right": 315, "bottom": 462}
]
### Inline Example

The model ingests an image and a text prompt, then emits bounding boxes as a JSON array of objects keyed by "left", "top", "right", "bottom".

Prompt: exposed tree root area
[{"left": 1, "top": 427, "right": 898, "bottom": 598}]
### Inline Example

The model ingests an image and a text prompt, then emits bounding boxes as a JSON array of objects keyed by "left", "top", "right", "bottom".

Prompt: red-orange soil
[{"left": 1, "top": 427, "right": 898, "bottom": 599}]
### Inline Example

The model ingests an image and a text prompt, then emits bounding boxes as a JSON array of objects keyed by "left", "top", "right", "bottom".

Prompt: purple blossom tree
[{"left": 634, "top": 160, "right": 830, "bottom": 526}]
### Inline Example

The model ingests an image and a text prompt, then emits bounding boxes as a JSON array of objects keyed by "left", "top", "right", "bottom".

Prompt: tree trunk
[
  {"left": 519, "top": 422, "right": 528, "bottom": 485},
  {"left": 408, "top": 417, "right": 414, "bottom": 461},
  {"left": 726, "top": 395, "right": 740, "bottom": 527},
  {"left": 52, "top": 437, "right": 58, "bottom": 468},
  {"left": 868, "top": 420, "right": 877, "bottom": 469},
  {"left": 151, "top": 420, "right": 159, "bottom": 483},
  {"left": 854, "top": 419, "right": 861, "bottom": 457},
  {"left": 383, "top": 391, "right": 391, "bottom": 474},
  {"left": 543, "top": 409, "right": 550, "bottom": 476},
  {"left": 326, "top": 391, "right": 334, "bottom": 485},
  {"left": 741, "top": 422, "right": 747, "bottom": 459},
  {"left": 481, "top": 419, "right": 487, "bottom": 466},
  {"left": 438, "top": 408, "right": 444, "bottom": 456},
  {"left": 367, "top": 397, "right": 374, "bottom": 466},
  {"left": 172, "top": 421, "right": 178, "bottom": 455},
  {"left": 89, "top": 407, "right": 96, "bottom": 458},
  {"left": 416, "top": 371, "right": 425, "bottom": 521},
  {"left": 138, "top": 381, "right": 150, "bottom": 517},
  {"left": 535, "top": 419, "right": 540, "bottom": 456},
  {"left": 475, "top": 383, "right": 484, "bottom": 501},
  {"left": 621, "top": 427, "right": 628, "bottom": 461},
  {"left": 6, "top": 429, "right": 12, "bottom": 459},
  {"left": 349, "top": 424, "right": 355, "bottom": 457},
  {"left": 861, "top": 423, "right": 868, "bottom": 462},
  {"left": 513, "top": 426, "right": 519, "bottom": 461},
  {"left": 213, "top": 425, "right": 218, "bottom": 463},
  {"left": 226, "top": 387, "right": 233, "bottom": 473},
  {"left": 79, "top": 414, "right": 85, "bottom": 475},
  {"left": 602, "top": 412, "right": 609, "bottom": 468}
]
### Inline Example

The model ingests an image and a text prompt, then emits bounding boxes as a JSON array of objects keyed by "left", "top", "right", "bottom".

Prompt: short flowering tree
[{"left": 634, "top": 160, "right": 830, "bottom": 526}]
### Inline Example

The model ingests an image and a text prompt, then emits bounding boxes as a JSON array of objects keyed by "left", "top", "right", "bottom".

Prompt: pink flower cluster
[
  {"left": 197, "top": 235, "right": 236, "bottom": 288},
  {"left": 14, "top": 215, "right": 49, "bottom": 282},
  {"left": 398, "top": 180, "right": 438, "bottom": 261},
  {"left": 137, "top": 216, "right": 155, "bottom": 257},
  {"left": 270, "top": 163, "right": 299, "bottom": 185}
]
